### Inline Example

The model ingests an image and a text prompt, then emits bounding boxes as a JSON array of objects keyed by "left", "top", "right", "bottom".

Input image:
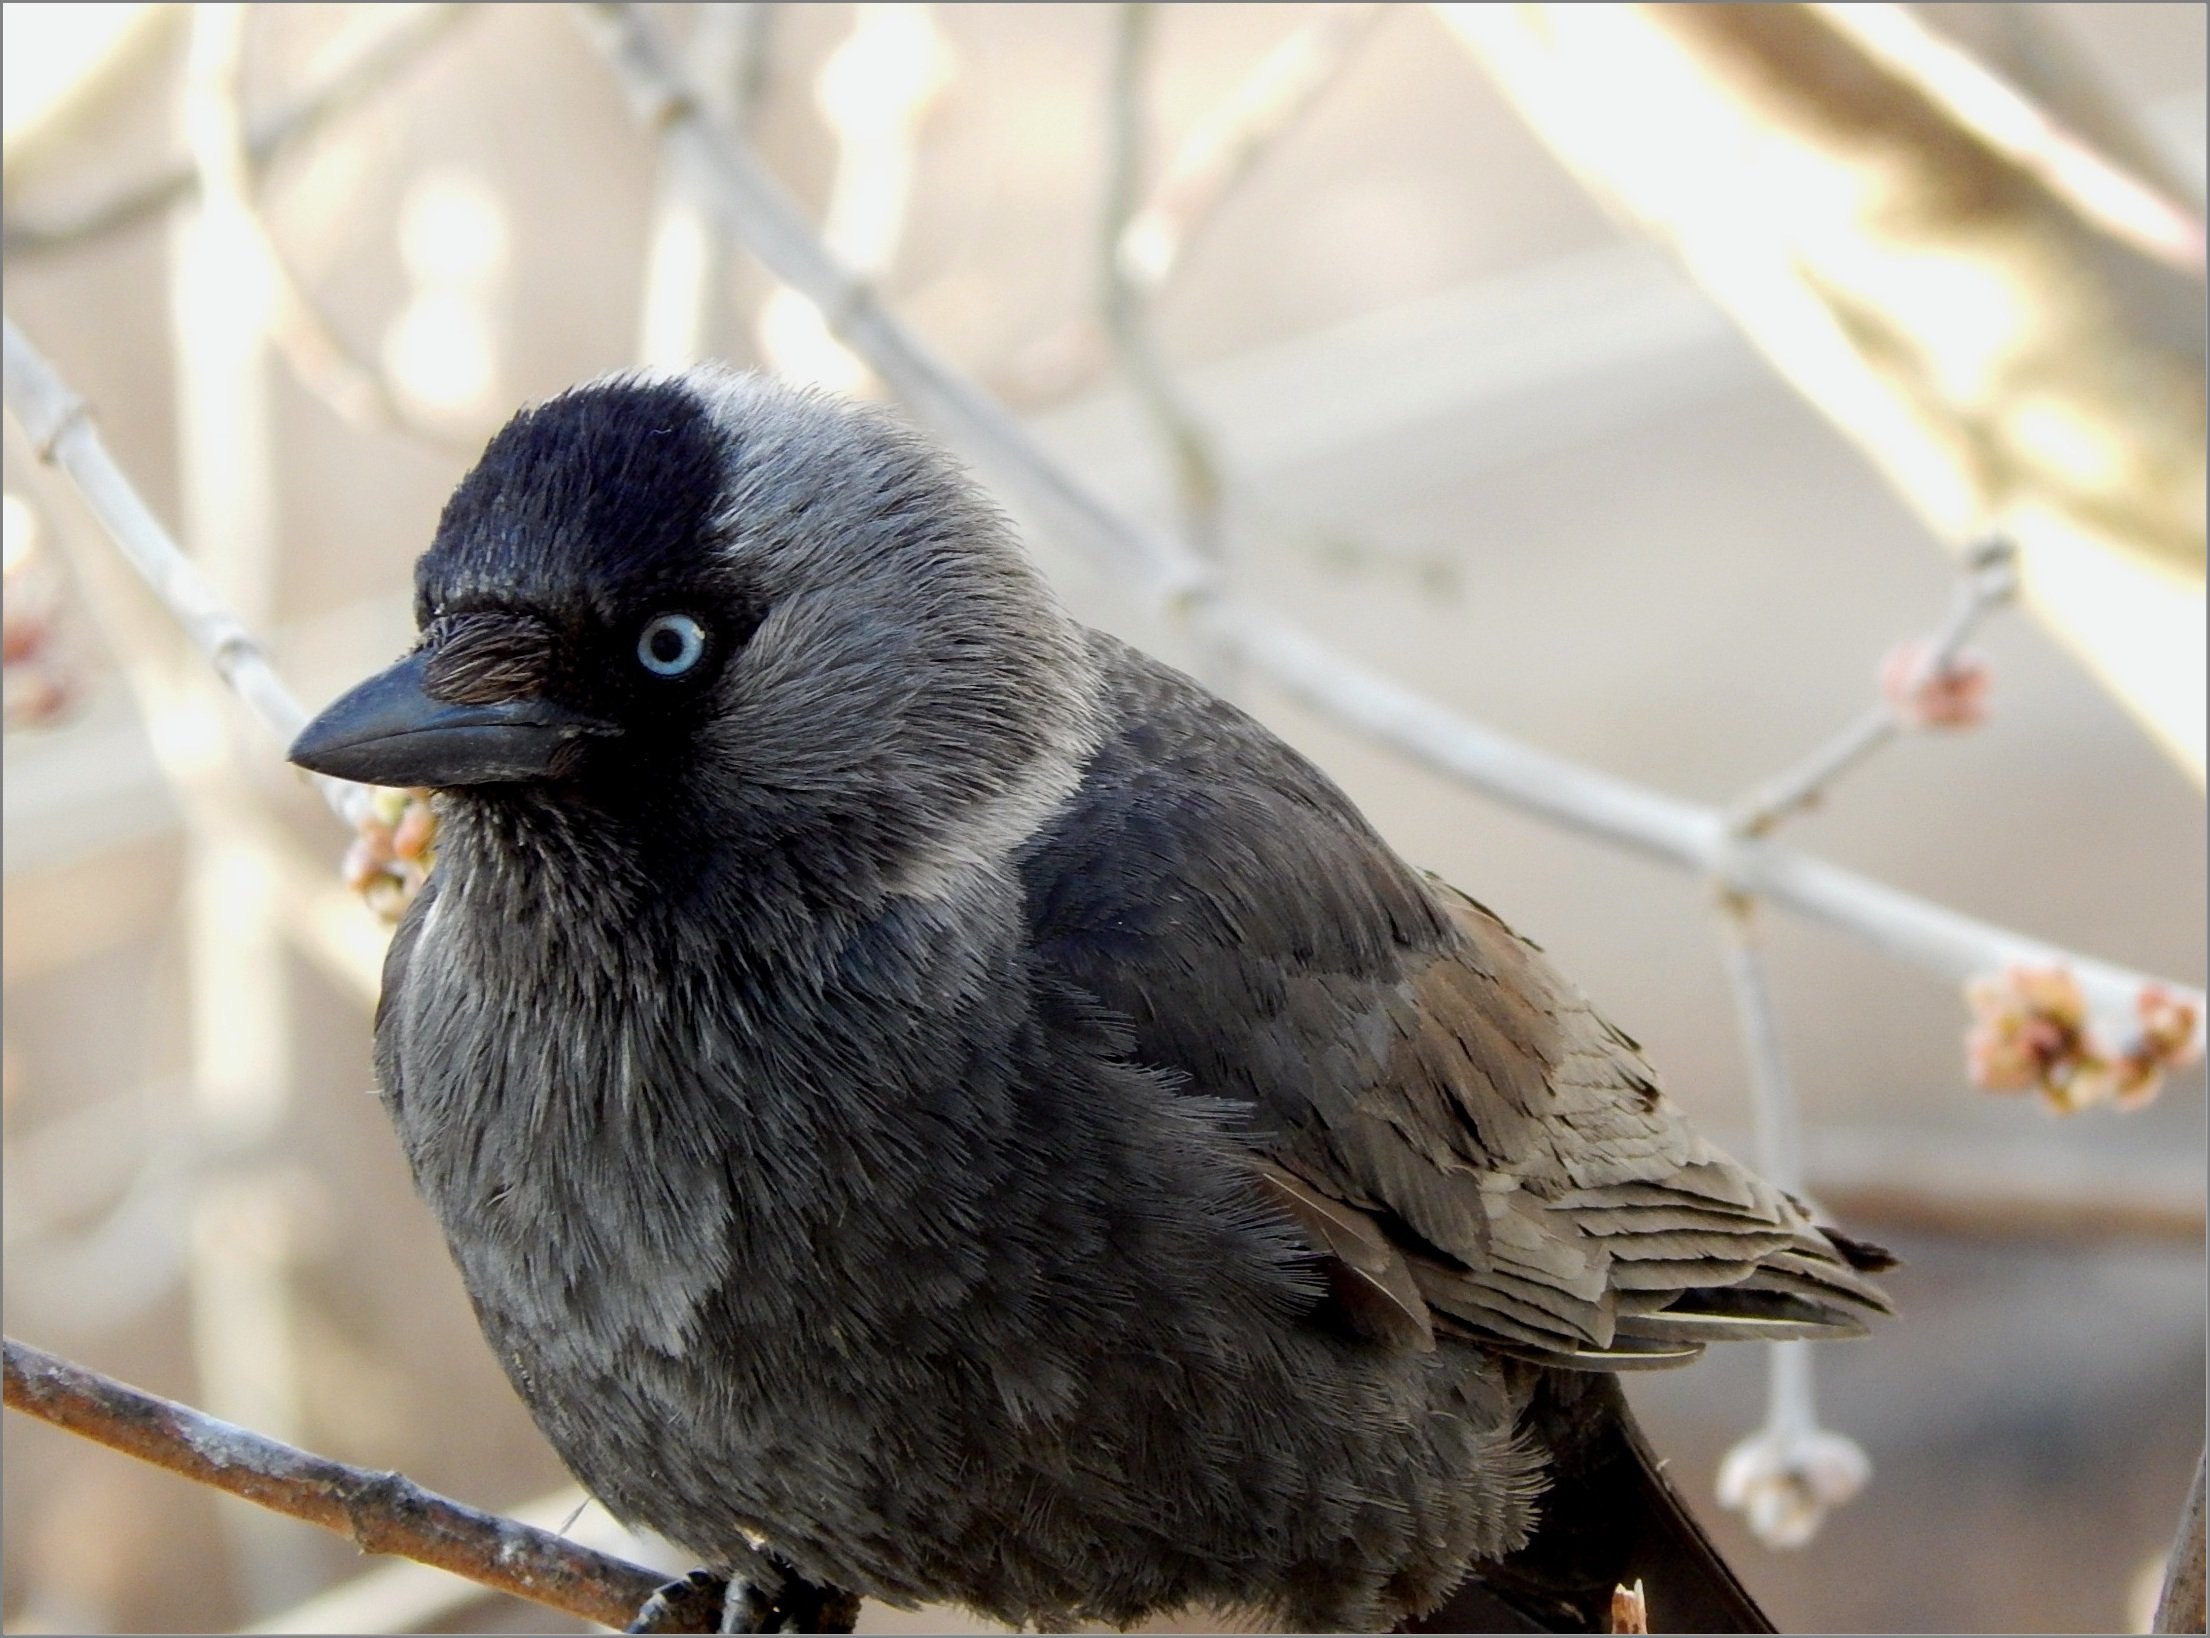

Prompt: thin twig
[
  {"left": 1711, "top": 895, "right": 1865, "bottom": 1544},
  {"left": 187, "top": 6, "right": 472, "bottom": 452},
  {"left": 1714, "top": 541, "right": 2019, "bottom": 1506},
  {"left": 1715, "top": 887, "right": 1837, "bottom": 1546},
  {"left": 1807, "top": 3, "right": 2206, "bottom": 276},
  {"left": 1809, "top": 1171, "right": 2204, "bottom": 1247},
  {"left": 2156, "top": 1449, "right": 2207, "bottom": 1634},
  {"left": 999, "top": 3, "right": 1384, "bottom": 405},
  {"left": 1711, "top": 542, "right": 2017, "bottom": 1544},
  {"left": 572, "top": 1, "right": 2204, "bottom": 1056},
  {"left": 1, "top": 5, "right": 472, "bottom": 258},
  {"left": 1099, "top": 4, "right": 1242, "bottom": 695},
  {"left": 1733, "top": 537, "right": 2019, "bottom": 836},
  {"left": 639, "top": 3, "right": 777, "bottom": 368},
  {"left": 753, "top": 5, "right": 945, "bottom": 391},
  {"left": 1714, "top": 896, "right": 1803, "bottom": 1191},
  {"left": 0, "top": 314, "right": 366, "bottom": 825},
  {"left": 1121, "top": 2, "right": 1385, "bottom": 293},
  {"left": 1092, "top": 4, "right": 1432, "bottom": 630},
  {"left": 1102, "top": 5, "right": 1228, "bottom": 572},
  {"left": 2, "top": 1337, "right": 670, "bottom": 1631}
]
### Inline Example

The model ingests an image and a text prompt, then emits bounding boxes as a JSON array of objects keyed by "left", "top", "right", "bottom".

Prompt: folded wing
[{"left": 1018, "top": 636, "right": 1891, "bottom": 1371}]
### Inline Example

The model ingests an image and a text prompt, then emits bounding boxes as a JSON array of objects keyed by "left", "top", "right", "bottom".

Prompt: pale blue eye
[{"left": 637, "top": 613, "right": 706, "bottom": 676}]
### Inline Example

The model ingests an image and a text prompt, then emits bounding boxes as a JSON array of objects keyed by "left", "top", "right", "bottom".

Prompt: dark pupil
[{"left": 650, "top": 626, "right": 686, "bottom": 664}]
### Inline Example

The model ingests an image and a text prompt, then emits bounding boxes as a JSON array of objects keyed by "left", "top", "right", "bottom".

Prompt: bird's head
[{"left": 289, "top": 367, "right": 1100, "bottom": 896}]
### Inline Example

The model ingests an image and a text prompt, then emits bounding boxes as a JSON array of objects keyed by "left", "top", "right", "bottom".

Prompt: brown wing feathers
[
  {"left": 1286, "top": 882, "right": 1889, "bottom": 1369},
  {"left": 1253, "top": 1165, "right": 1436, "bottom": 1354}
]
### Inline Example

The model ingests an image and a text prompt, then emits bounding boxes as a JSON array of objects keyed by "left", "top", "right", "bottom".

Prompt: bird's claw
[
  {"left": 624, "top": 1561, "right": 860, "bottom": 1634},
  {"left": 626, "top": 1568, "right": 728, "bottom": 1634}
]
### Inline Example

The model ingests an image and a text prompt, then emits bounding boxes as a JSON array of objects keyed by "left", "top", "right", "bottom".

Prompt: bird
[{"left": 288, "top": 364, "right": 1891, "bottom": 1635}]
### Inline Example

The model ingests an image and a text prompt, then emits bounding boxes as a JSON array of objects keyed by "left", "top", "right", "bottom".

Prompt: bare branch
[
  {"left": 571, "top": 2, "right": 2204, "bottom": 1059},
  {"left": 0, "top": 314, "right": 365, "bottom": 825},
  {"left": 2158, "top": 1449, "right": 2207, "bottom": 1635},
  {"left": 240, "top": 1483, "right": 601, "bottom": 1634},
  {"left": 1211, "top": 603, "right": 2206, "bottom": 1055},
  {"left": 3, "top": 1336, "right": 670, "bottom": 1631},
  {"left": 2, "top": 5, "right": 472, "bottom": 258},
  {"left": 1719, "top": 538, "right": 2165, "bottom": 1541}
]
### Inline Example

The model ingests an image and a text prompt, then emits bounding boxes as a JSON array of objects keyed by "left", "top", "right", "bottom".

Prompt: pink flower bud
[{"left": 1880, "top": 640, "right": 1991, "bottom": 729}]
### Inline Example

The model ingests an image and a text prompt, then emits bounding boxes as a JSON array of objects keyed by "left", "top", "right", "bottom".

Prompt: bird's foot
[
  {"left": 729, "top": 1562, "right": 862, "bottom": 1634},
  {"left": 625, "top": 1558, "right": 860, "bottom": 1634},
  {"left": 626, "top": 1568, "right": 725, "bottom": 1634}
]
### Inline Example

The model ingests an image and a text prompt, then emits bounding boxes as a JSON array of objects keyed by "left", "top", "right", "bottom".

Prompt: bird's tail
[{"left": 1400, "top": 1374, "right": 1775, "bottom": 1634}]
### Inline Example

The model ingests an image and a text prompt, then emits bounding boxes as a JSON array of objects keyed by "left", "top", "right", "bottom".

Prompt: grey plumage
[{"left": 290, "top": 366, "right": 1888, "bottom": 1633}]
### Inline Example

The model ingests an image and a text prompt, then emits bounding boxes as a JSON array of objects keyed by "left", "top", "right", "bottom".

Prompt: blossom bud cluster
[
  {"left": 1966, "top": 965, "right": 2202, "bottom": 1113},
  {"left": 343, "top": 786, "right": 437, "bottom": 922}
]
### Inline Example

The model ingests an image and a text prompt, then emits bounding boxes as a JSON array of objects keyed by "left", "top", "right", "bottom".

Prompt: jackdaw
[{"left": 289, "top": 366, "right": 1890, "bottom": 1634}]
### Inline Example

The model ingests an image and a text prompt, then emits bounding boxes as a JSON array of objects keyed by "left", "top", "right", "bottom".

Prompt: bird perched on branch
[{"left": 290, "top": 366, "right": 1890, "bottom": 1634}]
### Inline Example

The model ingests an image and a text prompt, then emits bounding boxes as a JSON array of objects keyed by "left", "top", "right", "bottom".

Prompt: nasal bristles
[{"left": 422, "top": 611, "right": 559, "bottom": 704}]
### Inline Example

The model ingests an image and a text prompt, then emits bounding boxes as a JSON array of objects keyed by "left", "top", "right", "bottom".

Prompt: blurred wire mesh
[{"left": 2, "top": 5, "right": 2203, "bottom": 1633}]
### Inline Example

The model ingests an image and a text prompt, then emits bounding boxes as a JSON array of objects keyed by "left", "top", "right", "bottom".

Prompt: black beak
[{"left": 288, "top": 652, "right": 618, "bottom": 788}]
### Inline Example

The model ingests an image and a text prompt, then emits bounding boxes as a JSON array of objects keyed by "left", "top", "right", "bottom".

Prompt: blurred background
[{"left": 2, "top": 4, "right": 2203, "bottom": 1633}]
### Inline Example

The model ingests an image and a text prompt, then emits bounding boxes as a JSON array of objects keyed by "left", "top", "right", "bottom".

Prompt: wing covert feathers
[{"left": 1315, "top": 883, "right": 1890, "bottom": 1367}]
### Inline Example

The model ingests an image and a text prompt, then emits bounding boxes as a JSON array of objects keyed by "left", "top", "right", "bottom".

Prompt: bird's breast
[{"left": 384, "top": 883, "right": 1044, "bottom": 1369}]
